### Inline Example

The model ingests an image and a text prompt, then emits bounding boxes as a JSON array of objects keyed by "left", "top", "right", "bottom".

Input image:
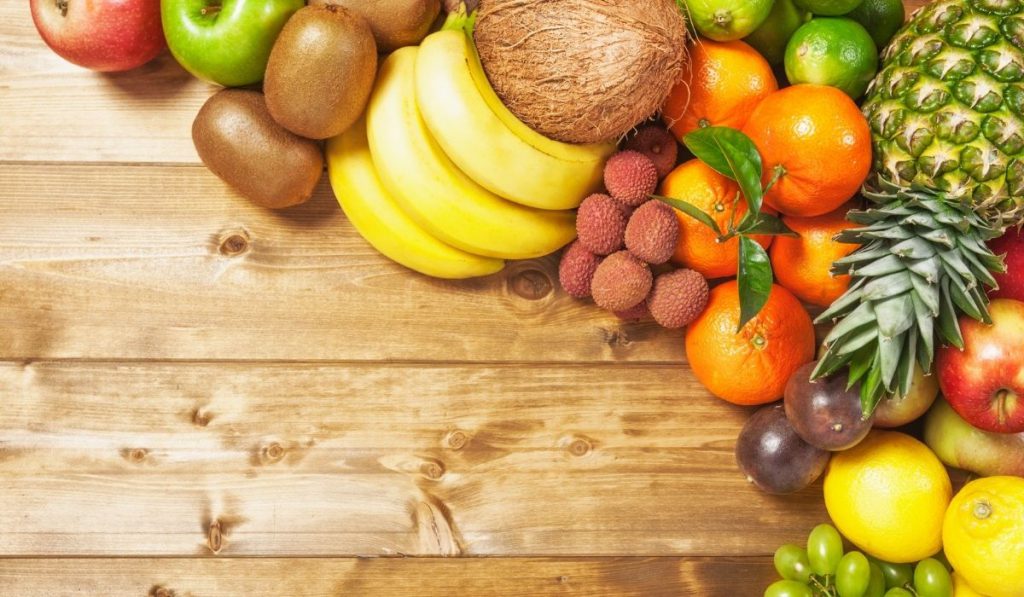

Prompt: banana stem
[{"left": 442, "top": 3, "right": 478, "bottom": 34}]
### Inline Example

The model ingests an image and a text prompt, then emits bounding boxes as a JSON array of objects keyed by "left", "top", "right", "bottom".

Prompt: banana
[
  {"left": 415, "top": 28, "right": 613, "bottom": 210},
  {"left": 366, "top": 46, "right": 578, "bottom": 260},
  {"left": 326, "top": 116, "right": 505, "bottom": 280}
]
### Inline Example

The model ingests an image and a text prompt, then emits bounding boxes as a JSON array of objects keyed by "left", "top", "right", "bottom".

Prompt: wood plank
[
  {"left": 0, "top": 3, "right": 211, "bottom": 164},
  {"left": 0, "top": 557, "right": 776, "bottom": 596},
  {"left": 0, "top": 164, "right": 684, "bottom": 363},
  {"left": 0, "top": 361, "right": 827, "bottom": 556}
]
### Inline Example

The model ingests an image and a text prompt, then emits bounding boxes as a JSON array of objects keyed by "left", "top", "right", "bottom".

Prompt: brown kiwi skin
[
  {"left": 192, "top": 89, "right": 323, "bottom": 210},
  {"left": 309, "top": 0, "right": 441, "bottom": 52},
  {"left": 264, "top": 5, "right": 377, "bottom": 140}
]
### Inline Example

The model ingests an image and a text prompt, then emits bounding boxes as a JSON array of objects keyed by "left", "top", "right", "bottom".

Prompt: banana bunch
[{"left": 324, "top": 21, "right": 614, "bottom": 279}]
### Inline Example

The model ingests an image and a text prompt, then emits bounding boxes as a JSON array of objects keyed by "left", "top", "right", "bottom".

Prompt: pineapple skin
[{"left": 861, "top": 0, "right": 1024, "bottom": 226}]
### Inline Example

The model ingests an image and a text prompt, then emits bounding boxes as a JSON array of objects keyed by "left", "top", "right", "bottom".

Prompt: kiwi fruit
[
  {"left": 309, "top": 0, "right": 441, "bottom": 52},
  {"left": 264, "top": 5, "right": 377, "bottom": 140},
  {"left": 192, "top": 89, "right": 323, "bottom": 210}
]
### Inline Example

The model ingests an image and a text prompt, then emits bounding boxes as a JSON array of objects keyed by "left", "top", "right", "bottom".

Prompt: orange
[
  {"left": 662, "top": 40, "right": 778, "bottom": 142},
  {"left": 661, "top": 159, "right": 773, "bottom": 279},
  {"left": 769, "top": 203, "right": 860, "bottom": 307},
  {"left": 741, "top": 84, "right": 871, "bottom": 218},
  {"left": 685, "top": 281, "right": 816, "bottom": 405}
]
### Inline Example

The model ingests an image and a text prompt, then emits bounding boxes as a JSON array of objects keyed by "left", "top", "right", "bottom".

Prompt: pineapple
[{"left": 813, "top": 0, "right": 1023, "bottom": 412}]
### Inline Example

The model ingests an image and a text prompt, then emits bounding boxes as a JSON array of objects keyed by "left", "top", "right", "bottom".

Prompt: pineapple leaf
[
  {"left": 814, "top": 345, "right": 855, "bottom": 379},
  {"left": 937, "top": 277, "right": 965, "bottom": 349},
  {"left": 826, "top": 301, "right": 877, "bottom": 342},
  {"left": 960, "top": 246, "right": 999, "bottom": 288},
  {"left": 683, "top": 127, "right": 764, "bottom": 215},
  {"left": 861, "top": 225, "right": 915, "bottom": 241},
  {"left": 862, "top": 271, "right": 913, "bottom": 301},
  {"left": 891, "top": 236, "right": 938, "bottom": 259},
  {"left": 918, "top": 227, "right": 956, "bottom": 248},
  {"left": 909, "top": 270, "right": 941, "bottom": 315},
  {"left": 850, "top": 254, "right": 905, "bottom": 277},
  {"left": 847, "top": 344, "right": 876, "bottom": 391},
  {"left": 860, "top": 351, "right": 886, "bottom": 416},
  {"left": 897, "top": 326, "right": 918, "bottom": 398},
  {"left": 874, "top": 293, "right": 916, "bottom": 339},
  {"left": 910, "top": 292, "right": 936, "bottom": 371},
  {"left": 835, "top": 327, "right": 878, "bottom": 355},
  {"left": 877, "top": 333, "right": 904, "bottom": 394},
  {"left": 832, "top": 244, "right": 892, "bottom": 269},
  {"left": 939, "top": 250, "right": 978, "bottom": 287},
  {"left": 814, "top": 279, "right": 866, "bottom": 323},
  {"left": 906, "top": 256, "right": 941, "bottom": 285}
]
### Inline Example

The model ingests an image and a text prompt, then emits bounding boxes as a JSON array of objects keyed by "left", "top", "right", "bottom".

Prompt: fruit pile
[{"left": 29, "top": 0, "right": 1024, "bottom": 594}]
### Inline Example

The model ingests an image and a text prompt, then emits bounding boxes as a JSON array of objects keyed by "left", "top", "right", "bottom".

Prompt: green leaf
[
  {"left": 737, "top": 237, "right": 773, "bottom": 331},
  {"left": 684, "top": 127, "right": 764, "bottom": 214},
  {"left": 652, "top": 195, "right": 722, "bottom": 237},
  {"left": 737, "top": 213, "right": 799, "bottom": 236}
]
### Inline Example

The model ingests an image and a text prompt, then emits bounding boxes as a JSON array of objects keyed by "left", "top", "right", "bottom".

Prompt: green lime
[
  {"left": 846, "top": 0, "right": 905, "bottom": 50},
  {"left": 685, "top": 0, "right": 774, "bottom": 41},
  {"left": 793, "top": 0, "right": 863, "bottom": 16},
  {"left": 744, "top": 0, "right": 811, "bottom": 66},
  {"left": 784, "top": 17, "right": 878, "bottom": 99}
]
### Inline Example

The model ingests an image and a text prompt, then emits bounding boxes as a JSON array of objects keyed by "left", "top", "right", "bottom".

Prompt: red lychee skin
[
  {"left": 604, "top": 150, "right": 659, "bottom": 207},
  {"left": 590, "top": 250, "right": 653, "bottom": 312},
  {"left": 576, "top": 193, "right": 628, "bottom": 255},
  {"left": 624, "top": 125, "right": 678, "bottom": 179},
  {"left": 558, "top": 240, "right": 603, "bottom": 299},
  {"left": 647, "top": 268, "right": 709, "bottom": 329},
  {"left": 990, "top": 227, "right": 1024, "bottom": 302},
  {"left": 625, "top": 200, "right": 680, "bottom": 265},
  {"left": 615, "top": 301, "right": 650, "bottom": 321}
]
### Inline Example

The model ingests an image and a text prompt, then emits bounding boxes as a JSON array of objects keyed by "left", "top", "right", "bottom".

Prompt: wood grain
[
  {"left": 0, "top": 164, "right": 684, "bottom": 363},
  {"left": 0, "top": 361, "right": 826, "bottom": 557},
  {"left": 0, "top": 557, "right": 775, "bottom": 596}
]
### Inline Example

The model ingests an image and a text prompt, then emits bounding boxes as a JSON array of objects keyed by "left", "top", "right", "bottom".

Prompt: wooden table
[{"left": 0, "top": 2, "right": 925, "bottom": 594}]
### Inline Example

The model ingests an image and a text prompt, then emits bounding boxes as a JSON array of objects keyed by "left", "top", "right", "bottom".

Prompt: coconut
[{"left": 474, "top": 0, "right": 688, "bottom": 144}]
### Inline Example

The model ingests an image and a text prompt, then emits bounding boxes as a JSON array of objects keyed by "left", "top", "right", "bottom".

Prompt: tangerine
[
  {"left": 662, "top": 40, "right": 778, "bottom": 142},
  {"left": 685, "top": 280, "right": 816, "bottom": 405},
  {"left": 661, "top": 159, "right": 773, "bottom": 279},
  {"left": 741, "top": 84, "right": 871, "bottom": 217},
  {"left": 770, "top": 203, "right": 859, "bottom": 307}
]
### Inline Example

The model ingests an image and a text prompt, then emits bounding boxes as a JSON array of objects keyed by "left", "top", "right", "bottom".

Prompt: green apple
[
  {"left": 924, "top": 397, "right": 1024, "bottom": 477},
  {"left": 162, "top": 0, "right": 303, "bottom": 87}
]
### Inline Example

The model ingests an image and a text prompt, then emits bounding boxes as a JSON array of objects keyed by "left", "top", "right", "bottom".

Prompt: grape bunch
[{"left": 765, "top": 524, "right": 953, "bottom": 597}]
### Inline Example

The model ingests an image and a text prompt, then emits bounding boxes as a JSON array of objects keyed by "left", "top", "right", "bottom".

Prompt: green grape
[
  {"left": 764, "top": 580, "right": 814, "bottom": 597},
  {"left": 868, "top": 557, "right": 914, "bottom": 590},
  {"left": 865, "top": 563, "right": 886, "bottom": 597},
  {"left": 774, "top": 544, "right": 813, "bottom": 583},
  {"left": 883, "top": 589, "right": 914, "bottom": 597},
  {"left": 914, "top": 558, "right": 953, "bottom": 597},
  {"left": 807, "top": 524, "right": 844, "bottom": 576},
  {"left": 836, "top": 551, "right": 871, "bottom": 597},
  {"left": 932, "top": 551, "right": 953, "bottom": 571}
]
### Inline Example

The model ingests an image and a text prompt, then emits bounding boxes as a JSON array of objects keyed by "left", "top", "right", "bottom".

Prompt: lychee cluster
[{"left": 558, "top": 124, "right": 710, "bottom": 329}]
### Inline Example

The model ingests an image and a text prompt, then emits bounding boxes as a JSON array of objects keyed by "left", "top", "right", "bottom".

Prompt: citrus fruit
[
  {"left": 685, "top": 281, "right": 815, "bottom": 405},
  {"left": 769, "top": 203, "right": 859, "bottom": 307},
  {"left": 793, "top": 0, "right": 864, "bottom": 16},
  {"left": 943, "top": 476, "right": 1024, "bottom": 597},
  {"left": 784, "top": 18, "right": 879, "bottom": 99},
  {"left": 684, "top": 0, "right": 774, "bottom": 41},
  {"left": 847, "top": 0, "right": 905, "bottom": 50},
  {"left": 951, "top": 571, "right": 985, "bottom": 597},
  {"left": 823, "top": 430, "right": 952, "bottom": 564},
  {"left": 662, "top": 40, "right": 777, "bottom": 141},
  {"left": 744, "top": 0, "right": 811, "bottom": 66},
  {"left": 660, "top": 159, "right": 774, "bottom": 278},
  {"left": 741, "top": 84, "right": 871, "bottom": 218}
]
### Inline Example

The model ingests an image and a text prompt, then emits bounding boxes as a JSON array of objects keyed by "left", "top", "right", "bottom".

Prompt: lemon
[
  {"left": 943, "top": 476, "right": 1024, "bottom": 597},
  {"left": 952, "top": 571, "right": 986, "bottom": 597},
  {"left": 823, "top": 430, "right": 952, "bottom": 563}
]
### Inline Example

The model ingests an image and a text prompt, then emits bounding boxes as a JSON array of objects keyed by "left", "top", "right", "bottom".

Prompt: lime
[
  {"left": 744, "top": 0, "right": 811, "bottom": 66},
  {"left": 784, "top": 18, "right": 878, "bottom": 99},
  {"left": 685, "top": 0, "right": 774, "bottom": 41},
  {"left": 847, "top": 0, "right": 905, "bottom": 50},
  {"left": 793, "top": 0, "right": 863, "bottom": 16}
]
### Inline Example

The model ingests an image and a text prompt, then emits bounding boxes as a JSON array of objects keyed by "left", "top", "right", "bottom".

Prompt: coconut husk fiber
[{"left": 474, "top": 0, "right": 688, "bottom": 144}]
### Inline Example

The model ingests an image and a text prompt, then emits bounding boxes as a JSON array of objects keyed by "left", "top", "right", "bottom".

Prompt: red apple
[
  {"left": 937, "top": 298, "right": 1024, "bottom": 433},
  {"left": 990, "top": 227, "right": 1024, "bottom": 302},
  {"left": 30, "top": 0, "right": 165, "bottom": 72}
]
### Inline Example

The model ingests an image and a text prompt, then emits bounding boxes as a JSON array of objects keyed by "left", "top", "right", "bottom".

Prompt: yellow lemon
[
  {"left": 823, "top": 430, "right": 952, "bottom": 563},
  {"left": 944, "top": 476, "right": 1024, "bottom": 597},
  {"left": 952, "top": 571, "right": 986, "bottom": 597}
]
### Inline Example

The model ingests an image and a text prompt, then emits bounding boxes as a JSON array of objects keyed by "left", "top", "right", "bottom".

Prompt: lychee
[
  {"left": 603, "top": 150, "right": 659, "bottom": 207},
  {"left": 647, "top": 268, "right": 709, "bottom": 329},
  {"left": 558, "top": 240, "right": 603, "bottom": 298},
  {"left": 624, "top": 125, "right": 678, "bottom": 179},
  {"left": 625, "top": 200, "right": 680, "bottom": 265},
  {"left": 615, "top": 301, "right": 651, "bottom": 321},
  {"left": 591, "top": 250, "right": 653, "bottom": 312},
  {"left": 576, "top": 193, "right": 627, "bottom": 255}
]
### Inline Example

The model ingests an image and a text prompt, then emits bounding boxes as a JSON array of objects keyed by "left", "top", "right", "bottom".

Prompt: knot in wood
[
  {"left": 420, "top": 459, "right": 446, "bottom": 480},
  {"left": 218, "top": 231, "right": 250, "bottom": 256},
  {"left": 207, "top": 519, "right": 224, "bottom": 554},
  {"left": 149, "top": 585, "right": 176, "bottom": 597},
  {"left": 445, "top": 430, "right": 468, "bottom": 451},
  {"left": 568, "top": 438, "right": 591, "bottom": 457},
  {"left": 190, "top": 407, "right": 212, "bottom": 427},
  {"left": 128, "top": 448, "right": 148, "bottom": 463},
  {"left": 508, "top": 268, "right": 553, "bottom": 301},
  {"left": 259, "top": 441, "right": 286, "bottom": 465}
]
